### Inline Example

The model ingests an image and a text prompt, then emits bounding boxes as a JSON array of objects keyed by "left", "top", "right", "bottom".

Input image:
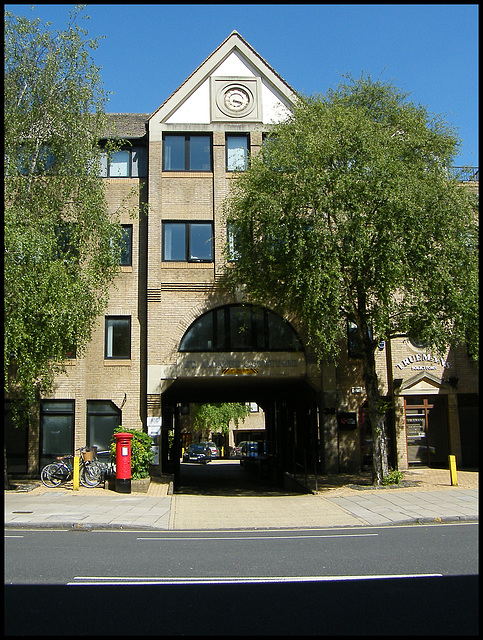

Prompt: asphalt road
[
  {"left": 5, "top": 522, "right": 478, "bottom": 584},
  {"left": 5, "top": 522, "right": 478, "bottom": 635}
]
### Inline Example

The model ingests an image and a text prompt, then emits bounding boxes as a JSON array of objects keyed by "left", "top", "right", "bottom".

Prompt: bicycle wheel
[
  {"left": 80, "top": 461, "right": 102, "bottom": 487},
  {"left": 41, "top": 463, "right": 63, "bottom": 488}
]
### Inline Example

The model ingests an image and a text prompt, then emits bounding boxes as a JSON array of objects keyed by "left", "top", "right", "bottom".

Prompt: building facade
[{"left": 6, "top": 32, "right": 478, "bottom": 480}]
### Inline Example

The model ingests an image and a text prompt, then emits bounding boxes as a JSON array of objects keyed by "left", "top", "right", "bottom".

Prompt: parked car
[
  {"left": 233, "top": 441, "right": 247, "bottom": 458},
  {"left": 204, "top": 442, "right": 220, "bottom": 458},
  {"left": 238, "top": 441, "right": 266, "bottom": 463},
  {"left": 182, "top": 443, "right": 212, "bottom": 464}
]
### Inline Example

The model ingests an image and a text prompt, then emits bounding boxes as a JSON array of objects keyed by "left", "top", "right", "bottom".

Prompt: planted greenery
[
  {"left": 110, "top": 427, "right": 154, "bottom": 479},
  {"left": 382, "top": 468, "right": 404, "bottom": 485}
]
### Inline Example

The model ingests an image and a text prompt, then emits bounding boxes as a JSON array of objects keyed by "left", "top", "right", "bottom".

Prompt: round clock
[{"left": 224, "top": 87, "right": 250, "bottom": 112}]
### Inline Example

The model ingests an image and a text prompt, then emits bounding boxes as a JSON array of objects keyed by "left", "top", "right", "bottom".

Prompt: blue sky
[{"left": 6, "top": 4, "right": 478, "bottom": 167}]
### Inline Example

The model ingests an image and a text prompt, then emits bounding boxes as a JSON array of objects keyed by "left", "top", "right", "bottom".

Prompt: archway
[{"left": 159, "top": 304, "right": 321, "bottom": 490}]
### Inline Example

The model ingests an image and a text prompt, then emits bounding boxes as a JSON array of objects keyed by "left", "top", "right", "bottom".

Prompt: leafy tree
[
  {"left": 223, "top": 75, "right": 478, "bottom": 484},
  {"left": 4, "top": 7, "right": 137, "bottom": 431},
  {"left": 191, "top": 403, "right": 251, "bottom": 443}
]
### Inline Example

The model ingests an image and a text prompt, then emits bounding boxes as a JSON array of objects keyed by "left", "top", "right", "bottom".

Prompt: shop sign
[
  {"left": 177, "top": 353, "right": 305, "bottom": 377},
  {"left": 338, "top": 412, "right": 357, "bottom": 431},
  {"left": 395, "top": 352, "right": 451, "bottom": 372}
]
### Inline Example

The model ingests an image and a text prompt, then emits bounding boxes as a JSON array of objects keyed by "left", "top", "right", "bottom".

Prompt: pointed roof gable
[
  {"left": 398, "top": 372, "right": 451, "bottom": 395},
  {"left": 149, "top": 31, "right": 297, "bottom": 126}
]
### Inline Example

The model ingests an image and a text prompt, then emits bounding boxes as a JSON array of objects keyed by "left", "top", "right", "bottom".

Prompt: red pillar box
[{"left": 114, "top": 432, "right": 133, "bottom": 494}]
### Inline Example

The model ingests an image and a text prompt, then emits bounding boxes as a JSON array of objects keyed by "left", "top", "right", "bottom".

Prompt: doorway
[{"left": 405, "top": 395, "right": 448, "bottom": 467}]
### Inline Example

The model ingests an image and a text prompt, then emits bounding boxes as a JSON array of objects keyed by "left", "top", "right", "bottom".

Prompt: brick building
[{"left": 5, "top": 32, "right": 478, "bottom": 480}]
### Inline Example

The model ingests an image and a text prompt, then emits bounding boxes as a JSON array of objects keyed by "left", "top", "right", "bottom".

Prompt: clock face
[{"left": 224, "top": 87, "right": 250, "bottom": 112}]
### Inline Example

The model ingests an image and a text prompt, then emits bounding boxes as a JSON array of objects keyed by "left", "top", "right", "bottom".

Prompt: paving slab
[{"left": 4, "top": 468, "right": 478, "bottom": 531}]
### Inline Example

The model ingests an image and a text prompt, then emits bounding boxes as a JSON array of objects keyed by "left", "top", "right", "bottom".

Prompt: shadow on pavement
[{"left": 175, "top": 459, "right": 306, "bottom": 496}]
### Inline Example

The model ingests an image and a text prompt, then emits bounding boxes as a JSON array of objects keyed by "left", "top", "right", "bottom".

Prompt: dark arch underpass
[
  {"left": 160, "top": 375, "right": 320, "bottom": 493},
  {"left": 157, "top": 304, "right": 322, "bottom": 493}
]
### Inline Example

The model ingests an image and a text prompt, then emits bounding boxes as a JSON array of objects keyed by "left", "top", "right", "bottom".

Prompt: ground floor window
[
  {"left": 4, "top": 401, "right": 29, "bottom": 474},
  {"left": 87, "top": 400, "right": 121, "bottom": 451},
  {"left": 404, "top": 395, "right": 448, "bottom": 467},
  {"left": 40, "top": 400, "right": 75, "bottom": 469}
]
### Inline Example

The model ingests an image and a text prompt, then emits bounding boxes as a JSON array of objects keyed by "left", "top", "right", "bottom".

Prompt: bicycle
[{"left": 40, "top": 447, "right": 104, "bottom": 488}]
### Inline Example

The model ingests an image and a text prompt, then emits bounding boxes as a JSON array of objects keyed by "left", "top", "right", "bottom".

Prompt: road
[{"left": 5, "top": 523, "right": 478, "bottom": 635}]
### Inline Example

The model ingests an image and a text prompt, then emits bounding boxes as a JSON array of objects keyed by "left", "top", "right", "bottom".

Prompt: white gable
[
  {"left": 151, "top": 32, "right": 297, "bottom": 130},
  {"left": 214, "top": 51, "right": 257, "bottom": 78},
  {"left": 165, "top": 79, "right": 211, "bottom": 124}
]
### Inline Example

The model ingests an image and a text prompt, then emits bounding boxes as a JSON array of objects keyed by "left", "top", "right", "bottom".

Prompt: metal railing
[{"left": 449, "top": 167, "right": 479, "bottom": 182}]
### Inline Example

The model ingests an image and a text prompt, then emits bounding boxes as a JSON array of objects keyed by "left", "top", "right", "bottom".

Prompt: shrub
[
  {"left": 382, "top": 468, "right": 404, "bottom": 485},
  {"left": 110, "top": 427, "right": 154, "bottom": 479}
]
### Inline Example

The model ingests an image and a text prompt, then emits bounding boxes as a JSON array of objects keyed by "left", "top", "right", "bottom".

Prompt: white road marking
[
  {"left": 136, "top": 533, "right": 378, "bottom": 541},
  {"left": 69, "top": 573, "right": 443, "bottom": 585}
]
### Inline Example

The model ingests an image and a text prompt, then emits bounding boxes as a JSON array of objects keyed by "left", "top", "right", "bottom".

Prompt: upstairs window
[
  {"left": 100, "top": 147, "right": 147, "bottom": 177},
  {"left": 347, "top": 321, "right": 372, "bottom": 358},
  {"left": 163, "top": 135, "right": 212, "bottom": 171},
  {"left": 163, "top": 222, "right": 213, "bottom": 262},
  {"left": 226, "top": 135, "right": 249, "bottom": 171},
  {"left": 15, "top": 145, "right": 57, "bottom": 176},
  {"left": 226, "top": 222, "right": 242, "bottom": 261},
  {"left": 120, "top": 225, "right": 133, "bottom": 266},
  {"left": 105, "top": 316, "right": 131, "bottom": 359},
  {"left": 179, "top": 304, "right": 303, "bottom": 352}
]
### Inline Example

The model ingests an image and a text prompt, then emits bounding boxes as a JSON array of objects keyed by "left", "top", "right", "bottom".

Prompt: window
[
  {"left": 226, "top": 135, "right": 249, "bottom": 171},
  {"left": 105, "top": 316, "right": 131, "bottom": 359},
  {"left": 347, "top": 321, "right": 372, "bottom": 358},
  {"left": 227, "top": 223, "right": 241, "bottom": 261},
  {"left": 40, "top": 401, "right": 75, "bottom": 468},
  {"left": 179, "top": 304, "right": 303, "bottom": 352},
  {"left": 120, "top": 225, "right": 133, "bottom": 266},
  {"left": 163, "top": 222, "right": 213, "bottom": 262},
  {"left": 87, "top": 400, "right": 121, "bottom": 451},
  {"left": 163, "top": 135, "right": 212, "bottom": 171},
  {"left": 100, "top": 147, "right": 147, "bottom": 177},
  {"left": 15, "top": 145, "right": 56, "bottom": 175}
]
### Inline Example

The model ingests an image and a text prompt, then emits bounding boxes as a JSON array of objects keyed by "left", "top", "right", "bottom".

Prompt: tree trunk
[
  {"left": 361, "top": 342, "right": 389, "bottom": 485},
  {"left": 4, "top": 446, "right": 12, "bottom": 490}
]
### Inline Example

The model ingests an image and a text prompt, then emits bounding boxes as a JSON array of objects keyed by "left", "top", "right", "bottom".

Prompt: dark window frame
[
  {"left": 347, "top": 321, "right": 372, "bottom": 359},
  {"left": 39, "top": 400, "right": 75, "bottom": 466},
  {"left": 105, "top": 316, "right": 132, "bottom": 360},
  {"left": 120, "top": 224, "right": 133, "bottom": 266},
  {"left": 162, "top": 134, "right": 213, "bottom": 172},
  {"left": 100, "top": 146, "right": 147, "bottom": 178},
  {"left": 86, "top": 399, "right": 122, "bottom": 450},
  {"left": 179, "top": 304, "right": 303, "bottom": 352},
  {"left": 162, "top": 221, "right": 214, "bottom": 263}
]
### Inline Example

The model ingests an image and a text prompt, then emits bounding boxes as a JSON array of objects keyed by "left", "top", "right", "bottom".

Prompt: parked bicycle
[{"left": 40, "top": 447, "right": 106, "bottom": 488}]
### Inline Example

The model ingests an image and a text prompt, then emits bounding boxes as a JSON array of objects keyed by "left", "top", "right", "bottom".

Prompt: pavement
[{"left": 4, "top": 464, "right": 478, "bottom": 531}]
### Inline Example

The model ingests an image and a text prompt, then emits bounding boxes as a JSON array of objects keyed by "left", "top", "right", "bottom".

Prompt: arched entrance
[{"left": 158, "top": 304, "right": 321, "bottom": 489}]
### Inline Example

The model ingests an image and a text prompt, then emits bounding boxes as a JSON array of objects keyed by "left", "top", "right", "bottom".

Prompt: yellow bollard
[
  {"left": 73, "top": 456, "right": 80, "bottom": 491},
  {"left": 448, "top": 455, "right": 458, "bottom": 486}
]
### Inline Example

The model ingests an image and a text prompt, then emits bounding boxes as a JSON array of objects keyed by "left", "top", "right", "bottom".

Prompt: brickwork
[{"left": 10, "top": 33, "right": 477, "bottom": 478}]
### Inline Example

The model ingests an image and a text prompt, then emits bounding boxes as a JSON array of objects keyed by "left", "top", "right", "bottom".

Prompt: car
[
  {"left": 204, "top": 441, "right": 220, "bottom": 458},
  {"left": 182, "top": 443, "right": 212, "bottom": 464},
  {"left": 238, "top": 441, "right": 266, "bottom": 461},
  {"left": 232, "top": 441, "right": 247, "bottom": 458}
]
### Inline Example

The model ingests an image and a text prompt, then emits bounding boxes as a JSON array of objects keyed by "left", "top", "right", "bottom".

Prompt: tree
[
  {"left": 223, "top": 75, "right": 478, "bottom": 485},
  {"left": 191, "top": 403, "right": 251, "bottom": 445},
  {"left": 4, "top": 6, "right": 137, "bottom": 485}
]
